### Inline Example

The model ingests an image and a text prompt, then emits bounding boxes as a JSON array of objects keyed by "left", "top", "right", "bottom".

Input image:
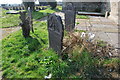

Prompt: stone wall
[
  {"left": 73, "top": 2, "right": 102, "bottom": 12},
  {"left": 108, "top": 2, "right": 120, "bottom": 25},
  {"left": 63, "top": 2, "right": 110, "bottom": 13},
  {"left": 118, "top": 2, "right": 120, "bottom": 25},
  {"left": 101, "top": 2, "right": 111, "bottom": 13}
]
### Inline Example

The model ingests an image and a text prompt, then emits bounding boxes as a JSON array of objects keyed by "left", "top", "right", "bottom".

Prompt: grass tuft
[{"left": 76, "top": 15, "right": 89, "bottom": 19}]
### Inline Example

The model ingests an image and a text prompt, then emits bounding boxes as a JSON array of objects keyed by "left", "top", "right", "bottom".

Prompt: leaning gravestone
[
  {"left": 19, "top": 7, "right": 33, "bottom": 38},
  {"left": 65, "top": 3, "right": 76, "bottom": 31},
  {"left": 48, "top": 14, "right": 64, "bottom": 54}
]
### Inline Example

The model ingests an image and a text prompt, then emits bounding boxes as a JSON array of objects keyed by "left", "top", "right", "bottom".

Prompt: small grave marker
[
  {"left": 48, "top": 14, "right": 64, "bottom": 54},
  {"left": 65, "top": 3, "right": 76, "bottom": 31}
]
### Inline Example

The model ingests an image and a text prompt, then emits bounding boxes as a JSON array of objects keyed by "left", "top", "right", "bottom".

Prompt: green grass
[
  {"left": 35, "top": 6, "right": 48, "bottom": 9},
  {"left": 32, "top": 11, "right": 49, "bottom": 20},
  {"left": 0, "top": 8, "right": 20, "bottom": 28},
  {"left": 1, "top": 8, "right": 56, "bottom": 28},
  {"left": 2, "top": 21, "right": 120, "bottom": 79},
  {"left": 75, "top": 29, "right": 86, "bottom": 33},
  {"left": 56, "top": 6, "right": 62, "bottom": 11},
  {"left": 1, "top": 21, "right": 96, "bottom": 79},
  {"left": 76, "top": 22, "right": 80, "bottom": 25},
  {"left": 96, "top": 40, "right": 107, "bottom": 47},
  {"left": 39, "top": 8, "right": 56, "bottom": 13},
  {"left": 1, "top": 7, "right": 120, "bottom": 78},
  {"left": 2, "top": 21, "right": 67, "bottom": 78},
  {"left": 76, "top": 15, "right": 89, "bottom": 19},
  {"left": 32, "top": 8, "right": 56, "bottom": 20}
]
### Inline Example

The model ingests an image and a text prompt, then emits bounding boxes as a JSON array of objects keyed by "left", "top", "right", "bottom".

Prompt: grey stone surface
[
  {"left": 65, "top": 3, "right": 76, "bottom": 31},
  {"left": 0, "top": 71, "right": 2, "bottom": 80},
  {"left": 109, "top": 2, "right": 120, "bottom": 25},
  {"left": 106, "top": 33, "right": 119, "bottom": 48},
  {"left": 75, "top": 16, "right": 119, "bottom": 49},
  {"left": 48, "top": 14, "right": 64, "bottom": 54}
]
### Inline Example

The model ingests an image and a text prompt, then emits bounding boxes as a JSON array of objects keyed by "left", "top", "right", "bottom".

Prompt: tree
[
  {"left": 38, "top": 0, "right": 57, "bottom": 9},
  {"left": 22, "top": 0, "right": 36, "bottom": 11},
  {"left": 48, "top": 0, "right": 57, "bottom": 9},
  {"left": 39, "top": 2, "right": 48, "bottom": 6}
]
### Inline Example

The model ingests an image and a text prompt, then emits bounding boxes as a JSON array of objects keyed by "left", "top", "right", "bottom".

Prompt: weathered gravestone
[
  {"left": 19, "top": 11, "right": 30, "bottom": 37},
  {"left": 65, "top": 3, "right": 76, "bottom": 31},
  {"left": 19, "top": 7, "right": 34, "bottom": 38},
  {"left": 48, "top": 14, "right": 64, "bottom": 54}
]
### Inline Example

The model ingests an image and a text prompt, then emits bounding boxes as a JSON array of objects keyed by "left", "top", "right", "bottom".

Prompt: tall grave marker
[
  {"left": 19, "top": 7, "right": 34, "bottom": 37},
  {"left": 47, "top": 14, "right": 64, "bottom": 54},
  {"left": 65, "top": 3, "right": 76, "bottom": 31}
]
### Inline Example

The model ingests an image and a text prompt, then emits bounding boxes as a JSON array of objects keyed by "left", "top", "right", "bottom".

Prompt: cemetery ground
[
  {"left": 1, "top": 7, "right": 120, "bottom": 79},
  {"left": 2, "top": 21, "right": 120, "bottom": 79},
  {"left": 0, "top": 7, "right": 58, "bottom": 39}
]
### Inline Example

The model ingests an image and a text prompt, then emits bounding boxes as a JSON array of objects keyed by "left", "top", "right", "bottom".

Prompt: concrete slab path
[
  {"left": 75, "top": 16, "right": 120, "bottom": 57},
  {"left": 0, "top": 26, "right": 21, "bottom": 40},
  {"left": 76, "top": 16, "right": 119, "bottom": 49}
]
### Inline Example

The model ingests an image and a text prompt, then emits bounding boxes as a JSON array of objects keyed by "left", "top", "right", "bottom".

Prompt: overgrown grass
[{"left": 76, "top": 14, "right": 89, "bottom": 19}]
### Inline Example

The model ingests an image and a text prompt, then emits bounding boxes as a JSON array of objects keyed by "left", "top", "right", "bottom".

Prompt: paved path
[
  {"left": 0, "top": 26, "right": 21, "bottom": 40},
  {"left": 76, "top": 16, "right": 119, "bottom": 48},
  {"left": 76, "top": 16, "right": 120, "bottom": 57}
]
